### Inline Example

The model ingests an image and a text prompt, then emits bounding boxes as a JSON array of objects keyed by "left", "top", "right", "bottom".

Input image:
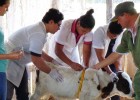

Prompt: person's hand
[
  {"left": 110, "top": 72, "right": 119, "bottom": 82},
  {"left": 52, "top": 59, "right": 62, "bottom": 65},
  {"left": 70, "top": 62, "right": 83, "bottom": 71},
  {"left": 92, "top": 64, "right": 101, "bottom": 70},
  {"left": 9, "top": 51, "right": 24, "bottom": 60},
  {"left": 49, "top": 69, "right": 63, "bottom": 82}
]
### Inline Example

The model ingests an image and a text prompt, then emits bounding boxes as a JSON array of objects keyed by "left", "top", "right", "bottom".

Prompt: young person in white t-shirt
[
  {"left": 47, "top": 9, "right": 95, "bottom": 71},
  {"left": 83, "top": 20, "right": 123, "bottom": 100},
  {"left": 6, "top": 8, "right": 64, "bottom": 100}
]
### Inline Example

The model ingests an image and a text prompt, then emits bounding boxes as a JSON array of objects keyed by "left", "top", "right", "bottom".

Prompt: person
[
  {"left": 6, "top": 8, "right": 64, "bottom": 100},
  {"left": 82, "top": 20, "right": 123, "bottom": 69},
  {"left": 93, "top": 1, "right": 140, "bottom": 100},
  {"left": 0, "top": 0, "right": 23, "bottom": 100},
  {"left": 47, "top": 9, "right": 95, "bottom": 71},
  {"left": 88, "top": 20, "right": 123, "bottom": 100}
]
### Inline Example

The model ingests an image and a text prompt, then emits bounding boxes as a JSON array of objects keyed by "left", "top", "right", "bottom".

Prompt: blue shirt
[{"left": 0, "top": 27, "right": 8, "bottom": 72}]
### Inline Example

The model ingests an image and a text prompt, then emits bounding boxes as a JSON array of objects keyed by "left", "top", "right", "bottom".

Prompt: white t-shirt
[
  {"left": 89, "top": 25, "right": 122, "bottom": 67},
  {"left": 6, "top": 22, "right": 48, "bottom": 87},
  {"left": 48, "top": 19, "right": 92, "bottom": 66},
  {"left": 8, "top": 22, "right": 47, "bottom": 55}
]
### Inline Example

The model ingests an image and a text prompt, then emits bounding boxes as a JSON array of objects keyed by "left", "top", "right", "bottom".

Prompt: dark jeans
[
  {"left": 6, "top": 68, "right": 29, "bottom": 100},
  {"left": 0, "top": 72, "right": 7, "bottom": 100}
]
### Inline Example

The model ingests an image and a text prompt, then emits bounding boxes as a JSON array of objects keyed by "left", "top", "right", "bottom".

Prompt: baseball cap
[{"left": 111, "top": 1, "right": 136, "bottom": 21}]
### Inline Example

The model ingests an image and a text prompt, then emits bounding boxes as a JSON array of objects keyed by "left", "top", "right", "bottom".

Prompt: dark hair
[
  {"left": 79, "top": 9, "right": 95, "bottom": 29},
  {"left": 42, "top": 8, "right": 64, "bottom": 24},
  {"left": 108, "top": 21, "right": 123, "bottom": 35},
  {"left": 0, "top": 0, "right": 9, "bottom": 6}
]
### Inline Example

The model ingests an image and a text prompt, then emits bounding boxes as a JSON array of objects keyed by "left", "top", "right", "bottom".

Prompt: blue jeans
[
  {"left": 0, "top": 72, "right": 7, "bottom": 100},
  {"left": 6, "top": 68, "right": 29, "bottom": 100}
]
